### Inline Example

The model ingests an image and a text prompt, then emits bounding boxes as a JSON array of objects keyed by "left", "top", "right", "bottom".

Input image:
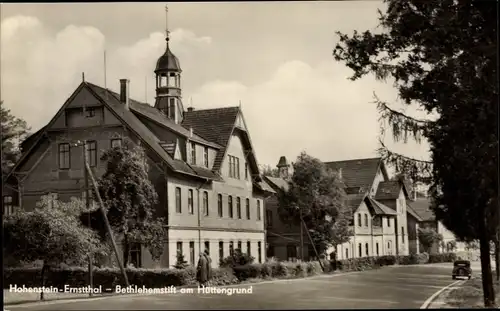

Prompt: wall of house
[
  {"left": 167, "top": 229, "right": 265, "bottom": 268},
  {"left": 396, "top": 189, "right": 410, "bottom": 256}
]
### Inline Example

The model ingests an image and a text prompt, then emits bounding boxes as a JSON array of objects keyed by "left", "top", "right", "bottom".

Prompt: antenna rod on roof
[
  {"left": 104, "top": 50, "right": 108, "bottom": 99},
  {"left": 82, "top": 72, "right": 85, "bottom": 82}
]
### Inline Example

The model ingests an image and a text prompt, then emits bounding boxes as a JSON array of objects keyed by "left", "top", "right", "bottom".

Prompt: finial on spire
[{"left": 165, "top": 4, "right": 170, "bottom": 42}]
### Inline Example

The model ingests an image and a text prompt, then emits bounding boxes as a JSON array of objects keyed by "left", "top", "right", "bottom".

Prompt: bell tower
[{"left": 154, "top": 4, "right": 184, "bottom": 124}]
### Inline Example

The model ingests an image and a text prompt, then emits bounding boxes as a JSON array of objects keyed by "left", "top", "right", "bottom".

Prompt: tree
[
  {"left": 333, "top": 0, "right": 498, "bottom": 306},
  {"left": 3, "top": 195, "right": 106, "bottom": 300},
  {"left": 95, "top": 140, "right": 167, "bottom": 266},
  {"left": 261, "top": 164, "right": 280, "bottom": 178},
  {"left": 418, "top": 227, "right": 443, "bottom": 254},
  {"left": 1, "top": 101, "right": 30, "bottom": 175},
  {"left": 173, "top": 252, "right": 189, "bottom": 269},
  {"left": 278, "top": 152, "right": 353, "bottom": 255}
]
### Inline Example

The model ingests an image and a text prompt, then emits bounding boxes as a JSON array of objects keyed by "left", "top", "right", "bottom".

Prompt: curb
[
  {"left": 4, "top": 269, "right": 361, "bottom": 308},
  {"left": 420, "top": 279, "right": 465, "bottom": 309}
]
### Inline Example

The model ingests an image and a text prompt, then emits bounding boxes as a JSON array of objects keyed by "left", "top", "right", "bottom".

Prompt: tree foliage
[
  {"left": 261, "top": 164, "right": 280, "bottom": 178},
  {"left": 333, "top": 0, "right": 498, "bottom": 306},
  {"left": 95, "top": 140, "right": 167, "bottom": 265},
  {"left": 417, "top": 227, "right": 443, "bottom": 254},
  {"left": 3, "top": 195, "right": 107, "bottom": 266},
  {"left": 278, "top": 152, "right": 352, "bottom": 254},
  {"left": 1, "top": 101, "right": 30, "bottom": 175}
]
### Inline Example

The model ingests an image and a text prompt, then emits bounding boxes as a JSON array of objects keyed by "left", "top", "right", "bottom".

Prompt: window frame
[
  {"left": 188, "top": 189, "right": 194, "bottom": 214},
  {"left": 236, "top": 197, "right": 241, "bottom": 219},
  {"left": 203, "top": 147, "right": 209, "bottom": 168},
  {"left": 246, "top": 198, "right": 250, "bottom": 220},
  {"left": 228, "top": 195, "right": 233, "bottom": 218},
  {"left": 85, "top": 141, "right": 97, "bottom": 167},
  {"left": 203, "top": 191, "right": 209, "bottom": 216},
  {"left": 58, "top": 143, "right": 71, "bottom": 170},
  {"left": 175, "top": 187, "right": 182, "bottom": 213},
  {"left": 218, "top": 194, "right": 223, "bottom": 217}
]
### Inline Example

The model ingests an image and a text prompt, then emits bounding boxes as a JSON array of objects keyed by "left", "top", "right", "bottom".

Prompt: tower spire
[{"left": 165, "top": 4, "right": 170, "bottom": 43}]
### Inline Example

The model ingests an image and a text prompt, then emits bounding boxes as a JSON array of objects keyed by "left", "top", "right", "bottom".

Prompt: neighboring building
[
  {"left": 409, "top": 198, "right": 466, "bottom": 253},
  {"left": 264, "top": 156, "right": 416, "bottom": 261},
  {"left": 2, "top": 9, "right": 274, "bottom": 268}
]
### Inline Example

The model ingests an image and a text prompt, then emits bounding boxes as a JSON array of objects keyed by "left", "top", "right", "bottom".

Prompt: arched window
[
  {"left": 365, "top": 243, "right": 369, "bottom": 256},
  {"left": 364, "top": 214, "right": 369, "bottom": 227},
  {"left": 345, "top": 248, "right": 349, "bottom": 259},
  {"left": 357, "top": 214, "right": 362, "bottom": 226},
  {"left": 358, "top": 243, "right": 362, "bottom": 257}
]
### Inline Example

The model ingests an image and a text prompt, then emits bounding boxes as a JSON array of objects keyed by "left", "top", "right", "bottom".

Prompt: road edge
[
  {"left": 4, "top": 270, "right": 364, "bottom": 308},
  {"left": 420, "top": 279, "right": 464, "bottom": 309}
]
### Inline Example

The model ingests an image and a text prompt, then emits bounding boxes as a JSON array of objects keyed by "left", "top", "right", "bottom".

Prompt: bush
[
  {"left": 4, "top": 266, "right": 239, "bottom": 289},
  {"left": 429, "top": 252, "right": 457, "bottom": 263},
  {"left": 337, "top": 256, "right": 384, "bottom": 272},
  {"left": 173, "top": 253, "right": 190, "bottom": 269},
  {"left": 374, "top": 255, "right": 397, "bottom": 266},
  {"left": 220, "top": 250, "right": 255, "bottom": 268}
]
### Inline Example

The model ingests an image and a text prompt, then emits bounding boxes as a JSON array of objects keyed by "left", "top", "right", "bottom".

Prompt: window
[
  {"left": 228, "top": 155, "right": 240, "bottom": 179},
  {"left": 267, "top": 245, "right": 274, "bottom": 258},
  {"left": 365, "top": 243, "right": 369, "bottom": 256},
  {"left": 401, "top": 227, "right": 405, "bottom": 244},
  {"left": 257, "top": 200, "right": 261, "bottom": 220},
  {"left": 85, "top": 107, "right": 95, "bottom": 118},
  {"left": 202, "top": 191, "right": 209, "bottom": 216},
  {"left": 3, "top": 196, "right": 13, "bottom": 216},
  {"left": 345, "top": 248, "right": 349, "bottom": 259},
  {"left": 229, "top": 241, "right": 234, "bottom": 256},
  {"left": 364, "top": 214, "right": 368, "bottom": 227},
  {"left": 177, "top": 241, "right": 183, "bottom": 256},
  {"left": 236, "top": 197, "right": 241, "bottom": 219},
  {"left": 203, "top": 147, "right": 209, "bottom": 168},
  {"left": 169, "top": 98, "right": 175, "bottom": 119},
  {"left": 58, "top": 143, "right": 70, "bottom": 169},
  {"left": 376, "top": 243, "right": 379, "bottom": 256},
  {"left": 189, "top": 241, "right": 195, "bottom": 265},
  {"left": 287, "top": 244, "right": 297, "bottom": 260},
  {"left": 245, "top": 162, "right": 249, "bottom": 180},
  {"left": 228, "top": 196, "right": 233, "bottom": 218},
  {"left": 258, "top": 242, "right": 262, "bottom": 263},
  {"left": 204, "top": 241, "right": 210, "bottom": 254},
  {"left": 111, "top": 138, "right": 122, "bottom": 148},
  {"left": 218, "top": 194, "right": 223, "bottom": 217},
  {"left": 219, "top": 241, "right": 224, "bottom": 262},
  {"left": 188, "top": 189, "right": 194, "bottom": 214},
  {"left": 237, "top": 241, "right": 242, "bottom": 252},
  {"left": 358, "top": 243, "right": 362, "bottom": 257},
  {"left": 246, "top": 198, "right": 250, "bottom": 219},
  {"left": 387, "top": 217, "right": 391, "bottom": 227},
  {"left": 128, "top": 243, "right": 142, "bottom": 268},
  {"left": 175, "top": 187, "right": 182, "bottom": 213},
  {"left": 85, "top": 141, "right": 97, "bottom": 167},
  {"left": 357, "top": 214, "right": 362, "bottom": 226},
  {"left": 266, "top": 210, "right": 273, "bottom": 228},
  {"left": 190, "top": 142, "right": 196, "bottom": 165},
  {"left": 247, "top": 241, "right": 251, "bottom": 256}
]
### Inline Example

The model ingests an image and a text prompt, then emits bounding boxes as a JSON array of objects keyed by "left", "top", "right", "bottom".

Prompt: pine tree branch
[
  {"left": 374, "top": 92, "right": 435, "bottom": 144},
  {"left": 377, "top": 138, "right": 433, "bottom": 184}
]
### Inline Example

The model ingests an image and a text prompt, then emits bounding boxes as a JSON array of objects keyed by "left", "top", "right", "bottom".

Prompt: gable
[
  {"left": 325, "top": 158, "right": 383, "bottom": 193},
  {"left": 234, "top": 113, "right": 247, "bottom": 131}
]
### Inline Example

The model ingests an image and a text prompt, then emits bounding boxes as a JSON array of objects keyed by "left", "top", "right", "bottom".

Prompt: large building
[
  {"left": 264, "top": 157, "right": 415, "bottom": 261},
  {"left": 2, "top": 8, "right": 274, "bottom": 269}
]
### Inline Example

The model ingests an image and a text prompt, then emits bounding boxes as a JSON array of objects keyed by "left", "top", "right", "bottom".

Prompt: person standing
[{"left": 196, "top": 249, "right": 212, "bottom": 287}]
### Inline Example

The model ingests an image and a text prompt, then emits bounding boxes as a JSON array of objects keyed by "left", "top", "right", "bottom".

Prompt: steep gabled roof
[
  {"left": 408, "top": 198, "right": 435, "bottom": 222},
  {"left": 7, "top": 81, "right": 220, "bottom": 183},
  {"left": 346, "top": 193, "right": 366, "bottom": 212},
  {"left": 375, "top": 180, "right": 412, "bottom": 201},
  {"left": 264, "top": 176, "right": 289, "bottom": 192},
  {"left": 324, "top": 157, "right": 387, "bottom": 193},
  {"left": 182, "top": 107, "right": 239, "bottom": 171},
  {"left": 367, "top": 197, "right": 397, "bottom": 216},
  {"left": 406, "top": 203, "right": 423, "bottom": 221}
]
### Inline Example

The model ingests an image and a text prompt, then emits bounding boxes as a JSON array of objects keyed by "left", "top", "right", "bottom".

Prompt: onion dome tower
[{"left": 154, "top": 4, "right": 184, "bottom": 124}]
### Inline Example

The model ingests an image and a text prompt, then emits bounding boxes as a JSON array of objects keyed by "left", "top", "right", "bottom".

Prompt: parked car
[{"left": 452, "top": 260, "right": 472, "bottom": 280}]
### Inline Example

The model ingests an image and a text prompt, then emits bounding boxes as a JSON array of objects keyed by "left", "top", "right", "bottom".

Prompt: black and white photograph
[{"left": 1, "top": 1, "right": 498, "bottom": 309}]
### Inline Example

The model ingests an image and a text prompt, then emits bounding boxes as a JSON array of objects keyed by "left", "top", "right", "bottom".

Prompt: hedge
[{"left": 3, "top": 252, "right": 458, "bottom": 289}]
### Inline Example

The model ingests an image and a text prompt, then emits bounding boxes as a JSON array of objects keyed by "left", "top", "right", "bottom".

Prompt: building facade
[
  {"left": 264, "top": 157, "right": 415, "bottom": 261},
  {"left": 2, "top": 10, "right": 274, "bottom": 269}
]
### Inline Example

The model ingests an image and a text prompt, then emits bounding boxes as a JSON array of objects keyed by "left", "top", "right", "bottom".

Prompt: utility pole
[
  {"left": 300, "top": 209, "right": 304, "bottom": 261},
  {"left": 85, "top": 160, "right": 129, "bottom": 287},
  {"left": 83, "top": 141, "right": 93, "bottom": 297},
  {"left": 300, "top": 212, "right": 324, "bottom": 271}
]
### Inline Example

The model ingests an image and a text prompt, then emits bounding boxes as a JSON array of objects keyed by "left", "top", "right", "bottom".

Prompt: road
[{"left": 6, "top": 263, "right": 475, "bottom": 310}]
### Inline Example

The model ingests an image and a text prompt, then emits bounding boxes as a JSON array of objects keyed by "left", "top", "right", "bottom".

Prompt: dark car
[{"left": 452, "top": 260, "right": 472, "bottom": 280}]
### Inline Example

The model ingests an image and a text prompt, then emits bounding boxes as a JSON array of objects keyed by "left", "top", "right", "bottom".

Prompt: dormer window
[
  {"left": 190, "top": 142, "right": 196, "bottom": 165},
  {"left": 203, "top": 147, "right": 209, "bottom": 168}
]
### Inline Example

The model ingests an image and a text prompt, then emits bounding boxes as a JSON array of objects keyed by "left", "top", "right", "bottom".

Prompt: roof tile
[
  {"left": 325, "top": 158, "right": 382, "bottom": 192},
  {"left": 375, "top": 181, "right": 402, "bottom": 200},
  {"left": 408, "top": 198, "right": 435, "bottom": 221}
]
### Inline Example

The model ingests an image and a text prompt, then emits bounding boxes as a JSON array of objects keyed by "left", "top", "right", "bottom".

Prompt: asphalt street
[{"left": 6, "top": 263, "right": 474, "bottom": 310}]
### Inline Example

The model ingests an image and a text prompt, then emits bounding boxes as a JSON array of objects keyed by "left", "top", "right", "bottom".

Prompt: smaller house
[{"left": 408, "top": 197, "right": 466, "bottom": 253}]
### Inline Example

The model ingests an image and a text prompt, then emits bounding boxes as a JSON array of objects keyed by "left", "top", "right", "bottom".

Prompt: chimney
[
  {"left": 119, "top": 79, "right": 130, "bottom": 110},
  {"left": 187, "top": 107, "right": 194, "bottom": 112},
  {"left": 276, "top": 156, "right": 289, "bottom": 179}
]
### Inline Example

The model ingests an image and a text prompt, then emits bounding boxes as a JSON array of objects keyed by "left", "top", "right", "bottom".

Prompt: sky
[{"left": 1, "top": 2, "right": 432, "bottom": 170}]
